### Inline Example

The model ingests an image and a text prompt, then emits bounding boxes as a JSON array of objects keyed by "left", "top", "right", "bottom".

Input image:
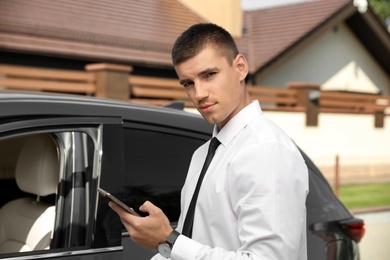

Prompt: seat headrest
[{"left": 15, "top": 135, "right": 59, "bottom": 197}]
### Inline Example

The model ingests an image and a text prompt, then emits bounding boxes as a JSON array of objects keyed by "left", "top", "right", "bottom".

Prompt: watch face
[{"left": 158, "top": 242, "right": 172, "bottom": 258}]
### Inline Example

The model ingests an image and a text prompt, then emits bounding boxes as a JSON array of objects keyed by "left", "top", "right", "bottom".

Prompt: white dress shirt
[{"left": 152, "top": 100, "right": 309, "bottom": 260}]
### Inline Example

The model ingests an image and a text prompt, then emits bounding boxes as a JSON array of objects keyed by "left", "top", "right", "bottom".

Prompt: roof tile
[{"left": 0, "top": 0, "right": 362, "bottom": 74}]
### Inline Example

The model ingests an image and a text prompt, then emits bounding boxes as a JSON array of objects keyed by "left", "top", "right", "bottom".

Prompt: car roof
[{"left": 0, "top": 90, "right": 212, "bottom": 135}]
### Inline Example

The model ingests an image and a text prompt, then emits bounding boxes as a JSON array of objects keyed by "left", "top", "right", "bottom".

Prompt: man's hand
[{"left": 109, "top": 200, "right": 173, "bottom": 250}]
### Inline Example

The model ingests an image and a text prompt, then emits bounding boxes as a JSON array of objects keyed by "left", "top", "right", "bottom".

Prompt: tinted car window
[
  {"left": 123, "top": 127, "right": 206, "bottom": 222},
  {"left": 300, "top": 148, "right": 351, "bottom": 224}
]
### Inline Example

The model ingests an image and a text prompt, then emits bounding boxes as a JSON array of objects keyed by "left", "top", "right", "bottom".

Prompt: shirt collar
[{"left": 213, "top": 100, "right": 263, "bottom": 147}]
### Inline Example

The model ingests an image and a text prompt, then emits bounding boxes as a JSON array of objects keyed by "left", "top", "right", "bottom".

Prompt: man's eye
[
  {"left": 183, "top": 81, "right": 193, "bottom": 88},
  {"left": 206, "top": 72, "right": 216, "bottom": 78}
]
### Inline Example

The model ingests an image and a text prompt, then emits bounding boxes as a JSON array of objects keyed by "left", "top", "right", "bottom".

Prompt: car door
[{"left": 120, "top": 121, "right": 209, "bottom": 259}]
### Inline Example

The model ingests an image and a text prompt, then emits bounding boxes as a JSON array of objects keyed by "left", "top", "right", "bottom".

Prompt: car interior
[{"left": 0, "top": 134, "right": 60, "bottom": 254}]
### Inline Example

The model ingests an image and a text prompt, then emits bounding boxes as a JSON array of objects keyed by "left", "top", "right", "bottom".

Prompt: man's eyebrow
[
  {"left": 179, "top": 67, "right": 218, "bottom": 85},
  {"left": 199, "top": 67, "right": 217, "bottom": 76}
]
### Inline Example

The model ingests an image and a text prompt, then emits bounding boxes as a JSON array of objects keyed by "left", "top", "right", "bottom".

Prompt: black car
[{"left": 0, "top": 91, "right": 364, "bottom": 259}]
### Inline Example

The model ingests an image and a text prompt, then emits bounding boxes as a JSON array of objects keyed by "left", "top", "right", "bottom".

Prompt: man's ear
[{"left": 235, "top": 54, "right": 249, "bottom": 81}]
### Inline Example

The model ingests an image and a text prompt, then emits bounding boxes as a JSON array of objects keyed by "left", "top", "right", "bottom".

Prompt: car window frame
[{"left": 0, "top": 116, "right": 125, "bottom": 259}]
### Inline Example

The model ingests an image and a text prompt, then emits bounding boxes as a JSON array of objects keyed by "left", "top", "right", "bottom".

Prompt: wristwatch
[{"left": 157, "top": 229, "right": 180, "bottom": 258}]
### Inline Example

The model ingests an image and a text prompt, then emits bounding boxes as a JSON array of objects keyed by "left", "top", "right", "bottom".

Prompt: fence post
[
  {"left": 85, "top": 63, "right": 133, "bottom": 100},
  {"left": 288, "top": 82, "right": 320, "bottom": 126},
  {"left": 335, "top": 154, "right": 340, "bottom": 197},
  {"left": 374, "top": 111, "right": 385, "bottom": 128}
]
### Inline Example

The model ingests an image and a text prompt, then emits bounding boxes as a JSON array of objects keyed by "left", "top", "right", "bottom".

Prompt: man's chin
[
  {"left": 199, "top": 113, "right": 214, "bottom": 124},
  {"left": 204, "top": 117, "right": 220, "bottom": 126},
  {"left": 197, "top": 110, "right": 222, "bottom": 125}
]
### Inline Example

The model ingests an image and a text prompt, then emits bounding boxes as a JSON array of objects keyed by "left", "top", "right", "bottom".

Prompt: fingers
[
  {"left": 108, "top": 201, "right": 138, "bottom": 224},
  {"left": 109, "top": 201, "right": 139, "bottom": 237},
  {"left": 108, "top": 200, "right": 173, "bottom": 249},
  {"left": 139, "top": 200, "right": 157, "bottom": 214},
  {"left": 108, "top": 201, "right": 125, "bottom": 215}
]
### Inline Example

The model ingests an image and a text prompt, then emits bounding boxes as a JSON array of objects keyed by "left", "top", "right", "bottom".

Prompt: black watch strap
[{"left": 166, "top": 229, "right": 180, "bottom": 246}]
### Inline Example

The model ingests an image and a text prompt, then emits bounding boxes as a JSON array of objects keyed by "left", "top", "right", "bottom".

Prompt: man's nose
[{"left": 194, "top": 83, "right": 209, "bottom": 100}]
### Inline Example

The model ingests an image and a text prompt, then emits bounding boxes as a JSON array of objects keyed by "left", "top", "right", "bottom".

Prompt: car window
[
  {"left": 0, "top": 127, "right": 105, "bottom": 259},
  {"left": 299, "top": 148, "right": 352, "bottom": 225},
  {"left": 122, "top": 126, "right": 206, "bottom": 223}
]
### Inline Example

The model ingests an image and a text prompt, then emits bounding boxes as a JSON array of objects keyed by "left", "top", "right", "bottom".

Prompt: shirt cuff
[
  {"left": 150, "top": 253, "right": 166, "bottom": 260},
  {"left": 171, "top": 235, "right": 203, "bottom": 260}
]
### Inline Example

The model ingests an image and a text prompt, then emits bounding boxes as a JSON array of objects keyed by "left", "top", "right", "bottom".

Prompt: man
[{"left": 110, "top": 23, "right": 309, "bottom": 260}]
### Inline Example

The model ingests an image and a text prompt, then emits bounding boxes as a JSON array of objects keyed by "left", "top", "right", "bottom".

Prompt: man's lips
[{"left": 198, "top": 103, "right": 216, "bottom": 112}]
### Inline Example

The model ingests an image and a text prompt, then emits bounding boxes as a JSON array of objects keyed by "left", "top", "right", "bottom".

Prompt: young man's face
[{"left": 175, "top": 46, "right": 250, "bottom": 129}]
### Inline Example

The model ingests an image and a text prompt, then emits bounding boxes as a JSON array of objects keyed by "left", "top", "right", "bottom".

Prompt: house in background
[
  {"left": 243, "top": 0, "right": 390, "bottom": 95},
  {"left": 0, "top": 0, "right": 389, "bottom": 93},
  {"left": 0, "top": 0, "right": 389, "bottom": 183}
]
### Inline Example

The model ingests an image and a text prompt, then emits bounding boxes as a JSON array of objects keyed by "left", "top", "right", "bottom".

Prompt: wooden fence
[
  {"left": 0, "top": 64, "right": 95, "bottom": 94},
  {"left": 1, "top": 63, "right": 389, "bottom": 127}
]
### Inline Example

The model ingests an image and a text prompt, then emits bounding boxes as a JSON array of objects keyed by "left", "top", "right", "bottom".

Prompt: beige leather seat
[{"left": 0, "top": 135, "right": 59, "bottom": 253}]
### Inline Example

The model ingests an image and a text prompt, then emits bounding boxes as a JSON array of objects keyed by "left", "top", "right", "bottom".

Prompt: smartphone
[{"left": 98, "top": 187, "right": 141, "bottom": 217}]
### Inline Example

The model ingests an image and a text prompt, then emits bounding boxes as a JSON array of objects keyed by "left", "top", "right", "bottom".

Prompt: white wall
[
  {"left": 265, "top": 111, "right": 390, "bottom": 183},
  {"left": 257, "top": 22, "right": 389, "bottom": 94},
  {"left": 265, "top": 111, "right": 390, "bottom": 164}
]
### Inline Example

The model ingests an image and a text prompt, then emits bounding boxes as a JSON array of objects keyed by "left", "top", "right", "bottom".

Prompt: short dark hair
[{"left": 172, "top": 23, "right": 239, "bottom": 66}]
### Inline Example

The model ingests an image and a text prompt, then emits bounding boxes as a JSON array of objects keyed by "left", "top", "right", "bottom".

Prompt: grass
[{"left": 337, "top": 182, "right": 390, "bottom": 210}]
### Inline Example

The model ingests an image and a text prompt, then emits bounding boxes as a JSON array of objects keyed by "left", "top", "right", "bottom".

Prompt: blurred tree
[{"left": 368, "top": 0, "right": 390, "bottom": 23}]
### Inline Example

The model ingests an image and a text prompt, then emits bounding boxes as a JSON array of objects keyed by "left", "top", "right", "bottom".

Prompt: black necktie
[{"left": 182, "top": 137, "right": 221, "bottom": 238}]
